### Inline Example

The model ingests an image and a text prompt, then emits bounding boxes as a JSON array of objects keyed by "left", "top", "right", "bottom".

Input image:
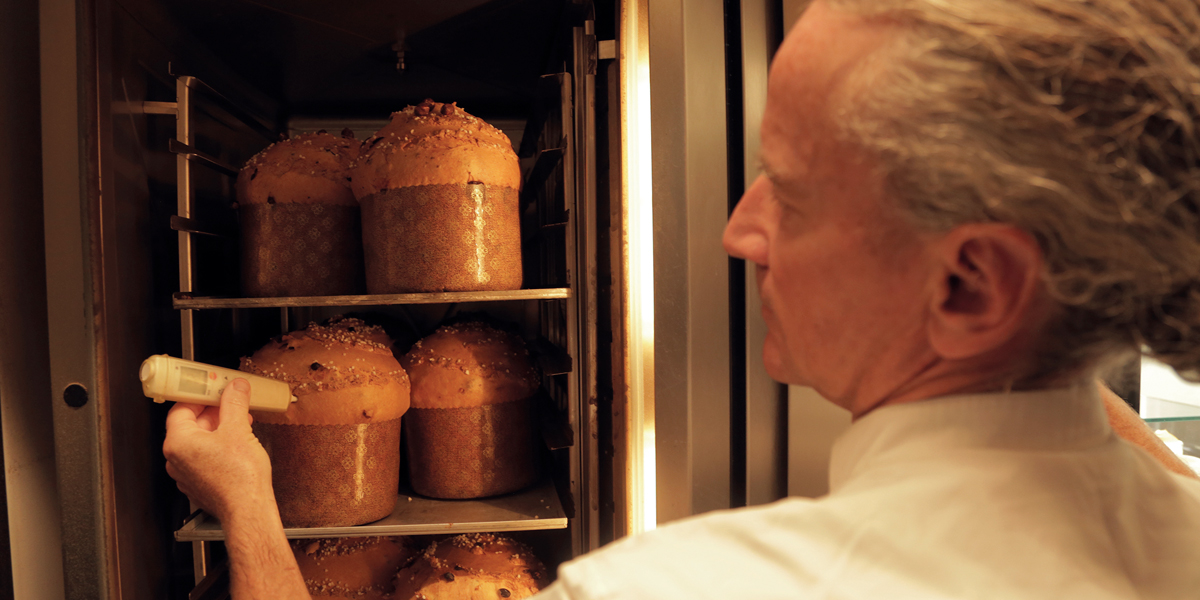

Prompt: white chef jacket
[{"left": 537, "top": 386, "right": 1200, "bottom": 599}]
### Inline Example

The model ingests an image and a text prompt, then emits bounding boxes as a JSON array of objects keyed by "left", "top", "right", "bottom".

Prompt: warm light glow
[{"left": 622, "top": 0, "right": 656, "bottom": 534}]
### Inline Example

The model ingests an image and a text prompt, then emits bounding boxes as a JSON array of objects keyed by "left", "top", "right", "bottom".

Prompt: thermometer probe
[{"left": 140, "top": 354, "right": 295, "bottom": 412}]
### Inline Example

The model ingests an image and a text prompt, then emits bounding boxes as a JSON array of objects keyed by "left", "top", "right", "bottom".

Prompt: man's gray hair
[{"left": 829, "top": 0, "right": 1200, "bottom": 382}]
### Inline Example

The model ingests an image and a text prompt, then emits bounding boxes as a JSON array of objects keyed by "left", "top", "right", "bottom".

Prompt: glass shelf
[
  {"left": 1142, "top": 415, "right": 1200, "bottom": 423},
  {"left": 1141, "top": 397, "right": 1200, "bottom": 423},
  {"left": 175, "top": 480, "right": 567, "bottom": 541},
  {"left": 1140, "top": 357, "right": 1200, "bottom": 423},
  {"left": 173, "top": 288, "right": 572, "bottom": 310}
]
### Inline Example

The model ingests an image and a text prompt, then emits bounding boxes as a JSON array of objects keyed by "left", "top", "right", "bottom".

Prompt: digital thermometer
[{"left": 140, "top": 354, "right": 295, "bottom": 412}]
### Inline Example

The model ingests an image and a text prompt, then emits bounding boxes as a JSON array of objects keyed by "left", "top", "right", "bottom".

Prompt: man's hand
[
  {"left": 163, "top": 379, "right": 312, "bottom": 599},
  {"left": 163, "top": 378, "right": 273, "bottom": 521}
]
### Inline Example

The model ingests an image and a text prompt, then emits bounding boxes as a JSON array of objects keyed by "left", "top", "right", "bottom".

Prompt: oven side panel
[
  {"left": 40, "top": 0, "right": 121, "bottom": 596},
  {"left": 0, "top": 0, "right": 66, "bottom": 597},
  {"left": 39, "top": 0, "right": 242, "bottom": 596},
  {"left": 648, "top": 0, "right": 733, "bottom": 524}
]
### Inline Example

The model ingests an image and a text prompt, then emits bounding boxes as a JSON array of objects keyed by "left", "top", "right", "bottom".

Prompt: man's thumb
[{"left": 218, "top": 378, "right": 252, "bottom": 428}]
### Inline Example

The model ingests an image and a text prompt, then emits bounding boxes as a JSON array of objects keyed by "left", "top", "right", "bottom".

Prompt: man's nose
[{"left": 723, "top": 176, "right": 770, "bottom": 265}]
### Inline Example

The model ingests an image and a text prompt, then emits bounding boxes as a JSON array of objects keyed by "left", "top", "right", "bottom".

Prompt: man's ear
[{"left": 927, "top": 223, "right": 1045, "bottom": 360}]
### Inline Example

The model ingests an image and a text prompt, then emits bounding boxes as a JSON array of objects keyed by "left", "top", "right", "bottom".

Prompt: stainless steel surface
[
  {"left": 176, "top": 77, "right": 195, "bottom": 367},
  {"left": 572, "top": 19, "right": 601, "bottom": 556},
  {"left": 1, "top": 0, "right": 64, "bottom": 595},
  {"left": 598, "top": 39, "right": 616, "bottom": 60},
  {"left": 174, "top": 74, "right": 206, "bottom": 584},
  {"left": 739, "top": 0, "right": 788, "bottom": 507},
  {"left": 649, "top": 0, "right": 733, "bottom": 524},
  {"left": 173, "top": 288, "right": 572, "bottom": 309},
  {"left": 40, "top": 0, "right": 115, "bottom": 595},
  {"left": 176, "top": 77, "right": 193, "bottom": 292},
  {"left": 613, "top": 0, "right": 651, "bottom": 538},
  {"left": 112, "top": 100, "right": 178, "bottom": 115},
  {"left": 175, "top": 480, "right": 568, "bottom": 541},
  {"left": 186, "top": 562, "right": 228, "bottom": 600},
  {"left": 181, "top": 311, "right": 195, "bottom": 363},
  {"left": 598, "top": 31, "right": 626, "bottom": 542},
  {"left": 168, "top": 139, "right": 239, "bottom": 176},
  {"left": 141, "top": 101, "right": 177, "bottom": 115},
  {"left": 169, "top": 215, "right": 232, "bottom": 238}
]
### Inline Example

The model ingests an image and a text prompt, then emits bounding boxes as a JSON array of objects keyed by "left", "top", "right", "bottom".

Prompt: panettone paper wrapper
[
  {"left": 405, "top": 398, "right": 539, "bottom": 499},
  {"left": 254, "top": 418, "right": 400, "bottom": 527},
  {"left": 360, "top": 183, "right": 522, "bottom": 293},
  {"left": 240, "top": 203, "right": 365, "bottom": 297}
]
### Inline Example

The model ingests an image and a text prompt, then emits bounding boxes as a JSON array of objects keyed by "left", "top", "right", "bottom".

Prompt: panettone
[
  {"left": 291, "top": 536, "right": 419, "bottom": 600},
  {"left": 400, "top": 321, "right": 540, "bottom": 499},
  {"left": 240, "top": 318, "right": 410, "bottom": 526},
  {"left": 323, "top": 313, "right": 401, "bottom": 358},
  {"left": 392, "top": 534, "right": 550, "bottom": 600},
  {"left": 352, "top": 100, "right": 523, "bottom": 293},
  {"left": 236, "top": 130, "right": 365, "bottom": 297}
]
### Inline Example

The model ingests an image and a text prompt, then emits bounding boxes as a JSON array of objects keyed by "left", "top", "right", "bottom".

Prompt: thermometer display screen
[{"left": 178, "top": 366, "right": 210, "bottom": 395}]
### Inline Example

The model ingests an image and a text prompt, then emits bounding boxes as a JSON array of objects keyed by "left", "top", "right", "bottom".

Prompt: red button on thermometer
[{"left": 140, "top": 355, "right": 295, "bottom": 412}]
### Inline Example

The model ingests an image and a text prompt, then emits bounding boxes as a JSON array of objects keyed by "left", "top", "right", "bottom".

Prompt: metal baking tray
[
  {"left": 172, "top": 288, "right": 572, "bottom": 309},
  {"left": 174, "top": 479, "right": 568, "bottom": 541}
]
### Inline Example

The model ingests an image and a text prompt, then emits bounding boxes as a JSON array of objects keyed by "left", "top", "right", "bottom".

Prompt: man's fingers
[
  {"left": 166, "top": 401, "right": 205, "bottom": 432},
  {"left": 218, "top": 378, "right": 253, "bottom": 429},
  {"left": 195, "top": 405, "right": 221, "bottom": 432},
  {"left": 163, "top": 458, "right": 189, "bottom": 499}
]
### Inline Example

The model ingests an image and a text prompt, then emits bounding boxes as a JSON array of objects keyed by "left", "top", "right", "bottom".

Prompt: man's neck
[{"left": 846, "top": 352, "right": 1064, "bottom": 420}]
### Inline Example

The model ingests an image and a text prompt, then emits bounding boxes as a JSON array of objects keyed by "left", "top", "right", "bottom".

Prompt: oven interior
[{"left": 100, "top": 0, "right": 612, "bottom": 596}]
